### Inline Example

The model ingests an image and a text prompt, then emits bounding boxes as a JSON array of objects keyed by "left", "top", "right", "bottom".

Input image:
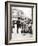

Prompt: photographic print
[{"left": 5, "top": 1, "right": 37, "bottom": 45}]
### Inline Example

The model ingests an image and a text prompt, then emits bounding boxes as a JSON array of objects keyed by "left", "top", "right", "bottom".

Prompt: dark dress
[{"left": 16, "top": 20, "right": 21, "bottom": 33}]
